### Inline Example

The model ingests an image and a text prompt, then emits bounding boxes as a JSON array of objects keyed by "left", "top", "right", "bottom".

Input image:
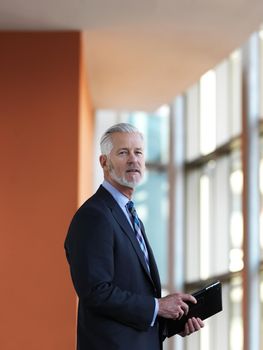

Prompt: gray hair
[{"left": 100, "top": 123, "right": 143, "bottom": 155}]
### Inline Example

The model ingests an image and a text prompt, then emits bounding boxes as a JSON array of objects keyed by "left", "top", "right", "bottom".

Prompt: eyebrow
[{"left": 116, "top": 147, "right": 143, "bottom": 152}]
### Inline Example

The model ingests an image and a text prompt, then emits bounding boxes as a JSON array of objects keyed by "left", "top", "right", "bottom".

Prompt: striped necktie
[{"left": 126, "top": 201, "right": 150, "bottom": 272}]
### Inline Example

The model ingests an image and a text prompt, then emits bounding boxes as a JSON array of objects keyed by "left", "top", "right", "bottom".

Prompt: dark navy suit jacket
[{"left": 65, "top": 185, "right": 165, "bottom": 350}]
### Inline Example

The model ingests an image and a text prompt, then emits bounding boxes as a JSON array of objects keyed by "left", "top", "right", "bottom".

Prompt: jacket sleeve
[{"left": 64, "top": 205, "right": 155, "bottom": 331}]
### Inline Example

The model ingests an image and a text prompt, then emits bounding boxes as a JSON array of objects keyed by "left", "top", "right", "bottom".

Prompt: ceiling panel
[{"left": 1, "top": 0, "right": 263, "bottom": 110}]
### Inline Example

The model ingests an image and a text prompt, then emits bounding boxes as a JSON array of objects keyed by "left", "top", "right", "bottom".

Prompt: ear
[{"left": 99, "top": 155, "right": 107, "bottom": 168}]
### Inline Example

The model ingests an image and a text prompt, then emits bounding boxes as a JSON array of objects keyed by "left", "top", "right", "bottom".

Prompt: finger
[
  {"left": 183, "top": 321, "right": 190, "bottom": 336},
  {"left": 197, "top": 317, "right": 205, "bottom": 328},
  {"left": 191, "top": 317, "right": 204, "bottom": 331},
  {"left": 178, "top": 308, "right": 184, "bottom": 320},
  {"left": 182, "top": 293, "right": 197, "bottom": 304},
  {"left": 187, "top": 318, "right": 195, "bottom": 333},
  {"left": 174, "top": 309, "right": 183, "bottom": 320},
  {"left": 173, "top": 312, "right": 179, "bottom": 320},
  {"left": 180, "top": 301, "right": 189, "bottom": 315}
]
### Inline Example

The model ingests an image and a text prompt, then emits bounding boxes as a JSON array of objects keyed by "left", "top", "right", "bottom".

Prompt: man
[{"left": 65, "top": 123, "right": 204, "bottom": 350}]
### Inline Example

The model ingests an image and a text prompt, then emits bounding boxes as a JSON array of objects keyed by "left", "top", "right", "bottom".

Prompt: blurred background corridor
[{"left": 1, "top": 1, "right": 263, "bottom": 349}]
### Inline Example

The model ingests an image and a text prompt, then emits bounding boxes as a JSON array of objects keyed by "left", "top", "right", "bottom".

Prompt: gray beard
[
  {"left": 108, "top": 158, "right": 143, "bottom": 189},
  {"left": 109, "top": 169, "right": 138, "bottom": 189}
]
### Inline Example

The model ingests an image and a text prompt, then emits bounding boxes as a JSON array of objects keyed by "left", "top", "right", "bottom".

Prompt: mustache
[{"left": 126, "top": 168, "right": 141, "bottom": 174}]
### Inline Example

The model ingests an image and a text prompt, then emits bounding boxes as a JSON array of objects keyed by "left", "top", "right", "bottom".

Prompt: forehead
[{"left": 111, "top": 132, "right": 144, "bottom": 148}]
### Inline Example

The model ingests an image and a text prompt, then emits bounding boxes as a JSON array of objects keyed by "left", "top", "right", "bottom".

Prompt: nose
[{"left": 127, "top": 152, "right": 137, "bottom": 162}]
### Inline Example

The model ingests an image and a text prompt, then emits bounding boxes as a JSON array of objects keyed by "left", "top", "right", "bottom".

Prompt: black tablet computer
[{"left": 165, "top": 280, "right": 223, "bottom": 337}]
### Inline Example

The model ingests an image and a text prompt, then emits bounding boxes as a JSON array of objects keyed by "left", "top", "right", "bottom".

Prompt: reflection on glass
[
  {"left": 200, "top": 323, "right": 210, "bottom": 350},
  {"left": 230, "top": 212, "right": 243, "bottom": 247},
  {"left": 259, "top": 28, "right": 263, "bottom": 118},
  {"left": 230, "top": 169, "right": 243, "bottom": 195},
  {"left": 126, "top": 106, "right": 169, "bottom": 164},
  {"left": 260, "top": 212, "right": 263, "bottom": 252},
  {"left": 229, "top": 151, "right": 243, "bottom": 272},
  {"left": 134, "top": 169, "right": 169, "bottom": 284},
  {"left": 200, "top": 70, "right": 216, "bottom": 155},
  {"left": 259, "top": 159, "right": 263, "bottom": 194},
  {"left": 229, "top": 49, "right": 242, "bottom": 136},
  {"left": 230, "top": 277, "right": 243, "bottom": 350},
  {"left": 260, "top": 144, "right": 263, "bottom": 256},
  {"left": 229, "top": 211, "right": 244, "bottom": 272},
  {"left": 229, "top": 248, "right": 244, "bottom": 272},
  {"left": 260, "top": 273, "right": 263, "bottom": 349},
  {"left": 200, "top": 175, "right": 210, "bottom": 279}
]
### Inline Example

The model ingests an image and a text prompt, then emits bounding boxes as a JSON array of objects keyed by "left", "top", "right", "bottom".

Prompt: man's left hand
[{"left": 179, "top": 317, "right": 204, "bottom": 337}]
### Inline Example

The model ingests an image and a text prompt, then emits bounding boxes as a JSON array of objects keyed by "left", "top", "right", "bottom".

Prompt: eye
[{"left": 118, "top": 150, "right": 128, "bottom": 155}]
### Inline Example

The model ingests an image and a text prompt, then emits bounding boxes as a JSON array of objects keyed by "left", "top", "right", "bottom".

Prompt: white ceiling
[{"left": 1, "top": 0, "right": 263, "bottom": 110}]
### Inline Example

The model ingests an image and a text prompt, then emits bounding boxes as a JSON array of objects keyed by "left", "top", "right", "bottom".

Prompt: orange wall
[
  {"left": 0, "top": 32, "right": 93, "bottom": 350},
  {"left": 78, "top": 34, "right": 94, "bottom": 205}
]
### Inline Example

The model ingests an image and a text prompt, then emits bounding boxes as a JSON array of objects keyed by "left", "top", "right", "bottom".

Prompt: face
[{"left": 100, "top": 132, "right": 145, "bottom": 195}]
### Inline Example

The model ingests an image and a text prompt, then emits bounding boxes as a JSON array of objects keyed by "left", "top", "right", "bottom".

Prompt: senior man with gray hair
[{"left": 65, "top": 123, "right": 204, "bottom": 350}]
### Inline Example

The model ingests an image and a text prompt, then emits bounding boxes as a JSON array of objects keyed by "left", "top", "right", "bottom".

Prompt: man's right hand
[{"left": 158, "top": 292, "right": 197, "bottom": 320}]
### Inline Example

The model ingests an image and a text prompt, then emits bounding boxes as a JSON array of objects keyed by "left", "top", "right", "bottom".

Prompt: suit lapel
[
  {"left": 111, "top": 206, "right": 152, "bottom": 278},
  {"left": 97, "top": 185, "right": 161, "bottom": 292}
]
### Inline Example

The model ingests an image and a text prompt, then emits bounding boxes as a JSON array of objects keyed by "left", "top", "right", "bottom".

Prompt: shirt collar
[{"left": 102, "top": 180, "right": 130, "bottom": 208}]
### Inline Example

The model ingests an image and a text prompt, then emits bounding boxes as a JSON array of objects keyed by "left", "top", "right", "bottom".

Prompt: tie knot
[
  {"left": 126, "top": 201, "right": 137, "bottom": 217},
  {"left": 126, "top": 200, "right": 134, "bottom": 211}
]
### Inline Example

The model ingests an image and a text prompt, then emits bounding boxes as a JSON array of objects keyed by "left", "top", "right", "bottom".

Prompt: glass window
[
  {"left": 260, "top": 136, "right": 263, "bottom": 259},
  {"left": 229, "top": 150, "right": 244, "bottom": 272},
  {"left": 185, "top": 170, "right": 200, "bottom": 282},
  {"left": 186, "top": 84, "right": 200, "bottom": 161},
  {"left": 260, "top": 272, "right": 263, "bottom": 348},
  {"left": 186, "top": 156, "right": 232, "bottom": 281},
  {"left": 199, "top": 172, "right": 210, "bottom": 279},
  {"left": 229, "top": 50, "right": 242, "bottom": 136},
  {"left": 216, "top": 60, "right": 230, "bottom": 146},
  {"left": 200, "top": 70, "right": 216, "bottom": 155},
  {"left": 213, "top": 156, "right": 231, "bottom": 275},
  {"left": 184, "top": 41, "right": 244, "bottom": 350},
  {"left": 134, "top": 169, "right": 169, "bottom": 285},
  {"left": 230, "top": 277, "right": 243, "bottom": 350},
  {"left": 259, "top": 28, "right": 263, "bottom": 118},
  {"left": 122, "top": 106, "right": 170, "bottom": 164}
]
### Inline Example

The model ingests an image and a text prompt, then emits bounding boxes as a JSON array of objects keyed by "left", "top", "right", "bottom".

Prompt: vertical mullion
[
  {"left": 168, "top": 96, "right": 186, "bottom": 350},
  {"left": 242, "top": 32, "right": 260, "bottom": 350}
]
